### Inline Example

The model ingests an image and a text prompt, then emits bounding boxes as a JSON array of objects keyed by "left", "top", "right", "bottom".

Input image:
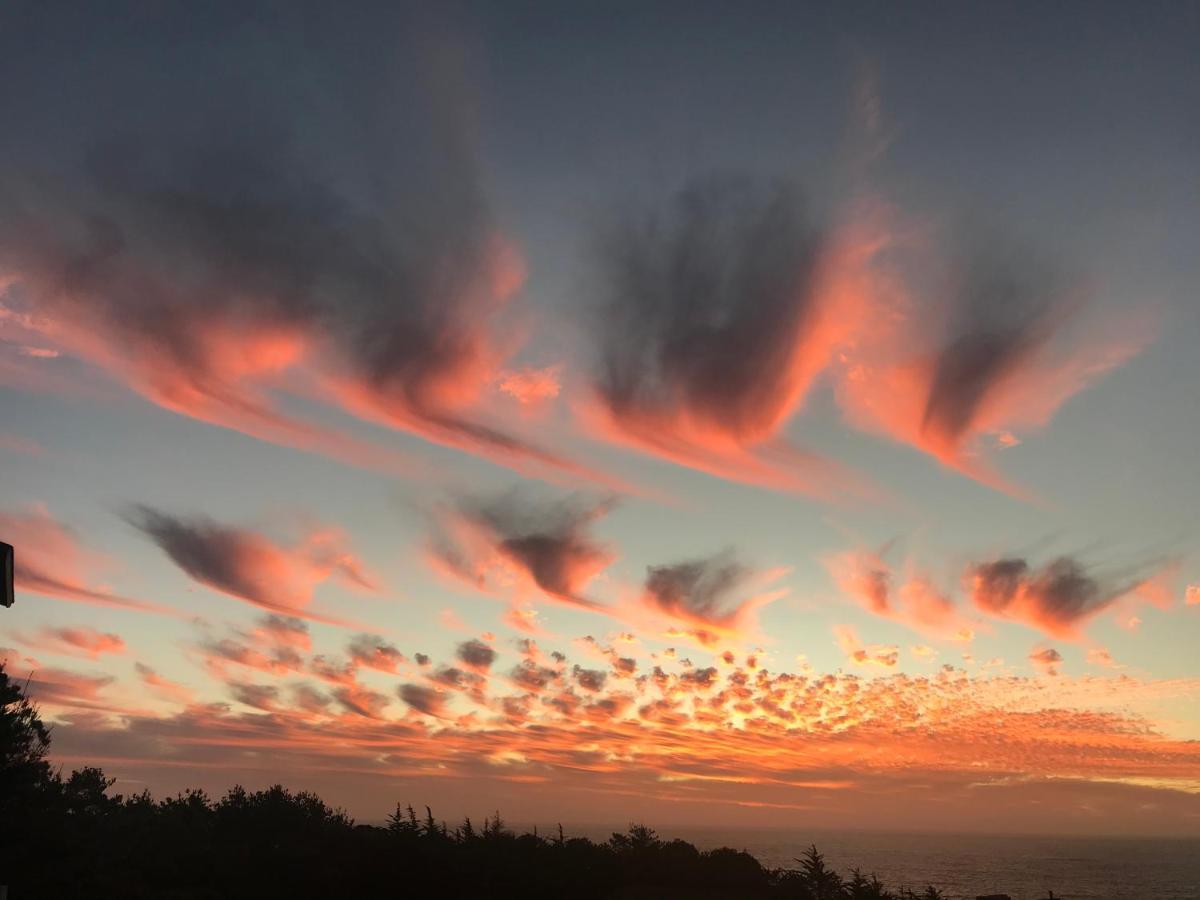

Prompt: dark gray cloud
[
  {"left": 291, "top": 683, "right": 331, "bottom": 715},
  {"left": 228, "top": 682, "right": 279, "bottom": 711},
  {"left": 124, "top": 505, "right": 367, "bottom": 620},
  {"left": 399, "top": 683, "right": 447, "bottom": 718},
  {"left": 430, "top": 490, "right": 616, "bottom": 609},
  {"left": 256, "top": 615, "right": 310, "bottom": 648},
  {"left": 126, "top": 506, "right": 279, "bottom": 608},
  {"left": 968, "top": 555, "right": 1150, "bottom": 636},
  {"left": 333, "top": 684, "right": 390, "bottom": 719},
  {"left": 0, "top": 4, "right": 578, "bottom": 477},
  {"left": 643, "top": 550, "right": 757, "bottom": 626},
  {"left": 510, "top": 660, "right": 560, "bottom": 693},
  {"left": 592, "top": 175, "right": 825, "bottom": 445},
  {"left": 456, "top": 638, "right": 497, "bottom": 671},
  {"left": 573, "top": 667, "right": 608, "bottom": 692},
  {"left": 920, "top": 244, "right": 1066, "bottom": 453},
  {"left": 347, "top": 635, "right": 405, "bottom": 673},
  {"left": 1029, "top": 646, "right": 1064, "bottom": 676}
]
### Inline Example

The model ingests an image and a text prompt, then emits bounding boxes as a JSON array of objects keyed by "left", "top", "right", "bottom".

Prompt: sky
[{"left": 1, "top": 1, "right": 1198, "bottom": 837}]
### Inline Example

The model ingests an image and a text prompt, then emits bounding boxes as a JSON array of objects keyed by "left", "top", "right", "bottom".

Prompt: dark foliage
[{"left": 0, "top": 662, "right": 949, "bottom": 899}]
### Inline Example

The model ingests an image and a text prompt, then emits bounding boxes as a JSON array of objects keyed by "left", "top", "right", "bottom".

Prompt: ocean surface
[{"left": 551, "top": 825, "right": 1200, "bottom": 900}]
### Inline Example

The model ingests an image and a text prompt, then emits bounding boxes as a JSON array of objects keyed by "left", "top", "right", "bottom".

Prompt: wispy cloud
[
  {"left": 126, "top": 506, "right": 375, "bottom": 623},
  {"left": 0, "top": 504, "right": 168, "bottom": 613},
  {"left": 426, "top": 489, "right": 616, "bottom": 612}
]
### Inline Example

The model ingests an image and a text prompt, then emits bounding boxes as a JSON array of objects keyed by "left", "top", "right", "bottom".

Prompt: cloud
[
  {"left": 126, "top": 506, "right": 373, "bottom": 622},
  {"left": 0, "top": 5, "right": 604, "bottom": 486},
  {"left": 1186, "top": 584, "right": 1199, "bottom": 606},
  {"left": 581, "top": 175, "right": 873, "bottom": 497},
  {"left": 347, "top": 636, "right": 406, "bottom": 674},
  {"left": 251, "top": 615, "right": 311, "bottom": 652},
  {"left": 1029, "top": 646, "right": 1064, "bottom": 677},
  {"left": 639, "top": 550, "right": 785, "bottom": 643},
  {"left": 573, "top": 666, "right": 608, "bottom": 692},
  {"left": 332, "top": 684, "right": 390, "bottom": 719},
  {"left": 498, "top": 365, "right": 562, "bottom": 407},
  {"left": 967, "top": 555, "right": 1161, "bottom": 639},
  {"left": 24, "top": 632, "right": 1200, "bottom": 835},
  {"left": 134, "top": 663, "right": 193, "bottom": 705},
  {"left": 456, "top": 638, "right": 497, "bottom": 672},
  {"left": 399, "top": 684, "right": 448, "bottom": 719},
  {"left": 829, "top": 548, "right": 975, "bottom": 640},
  {"left": 229, "top": 682, "right": 280, "bottom": 711},
  {"left": 16, "top": 626, "right": 126, "bottom": 660},
  {"left": 0, "top": 503, "right": 166, "bottom": 613},
  {"left": 290, "top": 684, "right": 331, "bottom": 716},
  {"left": 427, "top": 490, "right": 616, "bottom": 611},
  {"left": 833, "top": 235, "right": 1154, "bottom": 490},
  {"left": 834, "top": 625, "right": 899, "bottom": 669},
  {"left": 1087, "top": 647, "right": 1121, "bottom": 669}
]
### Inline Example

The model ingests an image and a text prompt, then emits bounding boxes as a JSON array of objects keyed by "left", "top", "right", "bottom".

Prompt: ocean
[{"left": 553, "top": 825, "right": 1200, "bottom": 900}]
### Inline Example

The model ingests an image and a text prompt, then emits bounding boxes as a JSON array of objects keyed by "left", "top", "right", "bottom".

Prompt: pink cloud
[
  {"left": 16, "top": 626, "right": 126, "bottom": 660},
  {"left": 126, "top": 506, "right": 376, "bottom": 623},
  {"left": 0, "top": 504, "right": 170, "bottom": 614}
]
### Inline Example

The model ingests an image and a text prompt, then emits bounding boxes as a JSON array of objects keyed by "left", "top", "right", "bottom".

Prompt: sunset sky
[{"left": 1, "top": 2, "right": 1198, "bottom": 836}]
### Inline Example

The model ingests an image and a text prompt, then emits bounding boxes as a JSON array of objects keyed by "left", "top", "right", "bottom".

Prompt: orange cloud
[
  {"left": 0, "top": 73, "right": 617, "bottom": 491},
  {"left": 631, "top": 550, "right": 787, "bottom": 647},
  {"left": 497, "top": 365, "right": 562, "bottom": 407},
  {"left": 828, "top": 548, "right": 976, "bottom": 641},
  {"left": 832, "top": 236, "right": 1155, "bottom": 491},
  {"left": 134, "top": 663, "right": 193, "bottom": 705},
  {"left": 16, "top": 626, "right": 126, "bottom": 660},
  {"left": 126, "top": 506, "right": 375, "bottom": 623},
  {"left": 34, "top": 637, "right": 1200, "bottom": 836},
  {"left": 834, "top": 625, "right": 899, "bottom": 669},
  {"left": 967, "top": 554, "right": 1165, "bottom": 639},
  {"left": 1029, "top": 646, "right": 1064, "bottom": 677},
  {"left": 581, "top": 176, "right": 878, "bottom": 498},
  {"left": 426, "top": 491, "right": 616, "bottom": 612}
]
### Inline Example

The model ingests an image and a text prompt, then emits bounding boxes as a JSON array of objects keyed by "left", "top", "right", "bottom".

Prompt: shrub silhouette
[{"left": 1, "top": 660, "right": 957, "bottom": 899}]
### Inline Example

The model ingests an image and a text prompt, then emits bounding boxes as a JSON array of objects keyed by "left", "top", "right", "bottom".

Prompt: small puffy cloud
[
  {"left": 291, "top": 683, "right": 331, "bottom": 715},
  {"left": 229, "top": 682, "right": 279, "bottom": 711},
  {"left": 834, "top": 625, "right": 898, "bottom": 669},
  {"left": 456, "top": 638, "right": 497, "bottom": 672},
  {"left": 573, "top": 666, "right": 607, "bottom": 692},
  {"left": 249, "top": 615, "right": 311, "bottom": 651},
  {"left": 399, "top": 684, "right": 448, "bottom": 718},
  {"left": 347, "top": 635, "right": 406, "bottom": 674},
  {"left": 1029, "top": 646, "right": 1064, "bottom": 676},
  {"left": 1186, "top": 584, "right": 1200, "bottom": 606},
  {"left": 333, "top": 684, "right": 390, "bottom": 719},
  {"left": 1086, "top": 647, "right": 1121, "bottom": 669},
  {"left": 498, "top": 365, "right": 562, "bottom": 406}
]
